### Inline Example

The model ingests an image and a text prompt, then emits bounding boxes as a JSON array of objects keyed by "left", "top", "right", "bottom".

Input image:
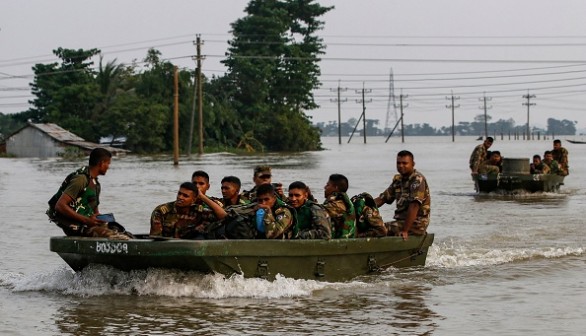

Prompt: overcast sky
[{"left": 2, "top": 0, "right": 586, "bottom": 131}]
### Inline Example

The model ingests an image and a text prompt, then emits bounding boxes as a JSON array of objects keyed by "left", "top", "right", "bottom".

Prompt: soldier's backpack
[
  {"left": 46, "top": 166, "right": 92, "bottom": 221},
  {"left": 223, "top": 203, "right": 259, "bottom": 239},
  {"left": 351, "top": 192, "right": 387, "bottom": 237}
]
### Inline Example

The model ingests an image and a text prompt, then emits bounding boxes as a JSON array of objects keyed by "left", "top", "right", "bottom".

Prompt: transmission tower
[{"left": 384, "top": 69, "right": 398, "bottom": 134}]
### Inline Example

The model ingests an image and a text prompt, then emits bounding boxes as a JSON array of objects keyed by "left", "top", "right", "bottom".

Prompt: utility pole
[
  {"left": 330, "top": 80, "right": 347, "bottom": 145},
  {"left": 356, "top": 82, "right": 372, "bottom": 144},
  {"left": 395, "top": 93, "right": 408, "bottom": 143},
  {"left": 479, "top": 93, "right": 492, "bottom": 139},
  {"left": 523, "top": 92, "right": 536, "bottom": 141},
  {"left": 187, "top": 35, "right": 206, "bottom": 155},
  {"left": 446, "top": 92, "right": 460, "bottom": 142},
  {"left": 173, "top": 66, "right": 179, "bottom": 166},
  {"left": 187, "top": 35, "right": 204, "bottom": 157}
]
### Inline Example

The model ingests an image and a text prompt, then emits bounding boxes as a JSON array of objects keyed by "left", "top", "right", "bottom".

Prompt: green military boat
[
  {"left": 50, "top": 234, "right": 435, "bottom": 282},
  {"left": 474, "top": 157, "right": 565, "bottom": 193}
]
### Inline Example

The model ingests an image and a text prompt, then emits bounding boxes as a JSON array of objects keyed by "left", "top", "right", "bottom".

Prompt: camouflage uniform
[
  {"left": 150, "top": 201, "right": 218, "bottom": 239},
  {"left": 222, "top": 195, "right": 250, "bottom": 207},
  {"left": 379, "top": 170, "right": 431, "bottom": 235},
  {"left": 544, "top": 160, "right": 561, "bottom": 175},
  {"left": 241, "top": 186, "right": 258, "bottom": 202},
  {"left": 530, "top": 162, "right": 550, "bottom": 174},
  {"left": 478, "top": 160, "right": 500, "bottom": 175},
  {"left": 47, "top": 166, "right": 129, "bottom": 240},
  {"left": 263, "top": 199, "right": 295, "bottom": 239},
  {"left": 352, "top": 192, "right": 388, "bottom": 238},
  {"left": 469, "top": 144, "right": 488, "bottom": 173},
  {"left": 323, "top": 191, "right": 356, "bottom": 239},
  {"left": 291, "top": 200, "right": 332, "bottom": 239},
  {"left": 552, "top": 147, "right": 569, "bottom": 176}
]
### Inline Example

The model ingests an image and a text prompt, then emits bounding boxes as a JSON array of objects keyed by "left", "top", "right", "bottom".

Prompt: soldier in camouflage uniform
[
  {"left": 256, "top": 184, "right": 295, "bottom": 239},
  {"left": 47, "top": 148, "right": 130, "bottom": 240},
  {"left": 150, "top": 182, "right": 227, "bottom": 239},
  {"left": 375, "top": 150, "right": 431, "bottom": 240},
  {"left": 322, "top": 174, "right": 356, "bottom": 239},
  {"left": 288, "top": 181, "right": 332, "bottom": 239},
  {"left": 530, "top": 154, "right": 550, "bottom": 174},
  {"left": 469, "top": 137, "right": 494, "bottom": 175},
  {"left": 552, "top": 139, "right": 569, "bottom": 176},
  {"left": 242, "top": 165, "right": 287, "bottom": 202},
  {"left": 192, "top": 170, "right": 225, "bottom": 207},
  {"left": 478, "top": 151, "right": 501, "bottom": 175},
  {"left": 543, "top": 150, "right": 561, "bottom": 175},
  {"left": 221, "top": 176, "right": 250, "bottom": 207}
]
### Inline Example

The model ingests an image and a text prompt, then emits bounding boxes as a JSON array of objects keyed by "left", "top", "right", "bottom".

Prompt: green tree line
[{"left": 0, "top": 0, "right": 331, "bottom": 153}]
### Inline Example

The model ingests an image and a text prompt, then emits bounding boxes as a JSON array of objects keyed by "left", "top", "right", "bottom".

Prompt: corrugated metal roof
[{"left": 30, "top": 123, "right": 86, "bottom": 142}]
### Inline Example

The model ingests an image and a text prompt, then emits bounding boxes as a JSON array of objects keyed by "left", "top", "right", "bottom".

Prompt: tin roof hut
[{"left": 4, "top": 122, "right": 128, "bottom": 158}]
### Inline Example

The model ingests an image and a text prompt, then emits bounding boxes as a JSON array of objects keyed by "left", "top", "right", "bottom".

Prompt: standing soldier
[{"left": 469, "top": 137, "right": 494, "bottom": 175}]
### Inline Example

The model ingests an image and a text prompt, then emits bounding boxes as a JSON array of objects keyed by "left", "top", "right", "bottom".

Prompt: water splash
[
  {"left": 427, "top": 240, "right": 584, "bottom": 268},
  {"left": 2, "top": 265, "right": 368, "bottom": 298}
]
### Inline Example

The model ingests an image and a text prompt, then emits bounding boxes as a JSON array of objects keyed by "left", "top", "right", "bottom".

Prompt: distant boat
[
  {"left": 476, "top": 136, "right": 483, "bottom": 141},
  {"left": 566, "top": 139, "right": 586, "bottom": 144}
]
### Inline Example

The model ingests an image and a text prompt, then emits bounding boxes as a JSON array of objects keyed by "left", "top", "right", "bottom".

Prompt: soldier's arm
[
  {"left": 150, "top": 208, "right": 164, "bottom": 236},
  {"left": 199, "top": 193, "right": 227, "bottom": 220},
  {"left": 323, "top": 198, "right": 347, "bottom": 219},
  {"left": 264, "top": 208, "right": 293, "bottom": 239}
]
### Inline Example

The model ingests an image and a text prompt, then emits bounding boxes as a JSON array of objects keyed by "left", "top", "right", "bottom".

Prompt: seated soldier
[
  {"left": 478, "top": 151, "right": 501, "bottom": 175},
  {"left": 287, "top": 181, "right": 332, "bottom": 239},
  {"left": 530, "top": 154, "right": 550, "bottom": 174},
  {"left": 256, "top": 183, "right": 295, "bottom": 239},
  {"left": 552, "top": 139, "right": 569, "bottom": 176},
  {"left": 221, "top": 176, "right": 250, "bottom": 207},
  {"left": 191, "top": 170, "right": 224, "bottom": 207},
  {"left": 542, "top": 150, "right": 561, "bottom": 175},
  {"left": 322, "top": 174, "right": 356, "bottom": 239},
  {"left": 150, "top": 182, "right": 227, "bottom": 239},
  {"left": 242, "top": 165, "right": 286, "bottom": 202}
]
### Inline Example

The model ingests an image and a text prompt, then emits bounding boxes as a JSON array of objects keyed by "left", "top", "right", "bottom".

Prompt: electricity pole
[
  {"left": 395, "top": 93, "right": 408, "bottom": 143},
  {"left": 479, "top": 93, "right": 492, "bottom": 138},
  {"left": 356, "top": 82, "right": 372, "bottom": 144},
  {"left": 523, "top": 92, "right": 536, "bottom": 141},
  {"left": 446, "top": 92, "right": 460, "bottom": 142},
  {"left": 330, "top": 80, "right": 347, "bottom": 145}
]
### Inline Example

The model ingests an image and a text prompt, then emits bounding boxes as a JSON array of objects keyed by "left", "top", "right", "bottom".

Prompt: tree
[
  {"left": 28, "top": 48, "right": 102, "bottom": 141},
  {"left": 221, "top": 0, "right": 332, "bottom": 151},
  {"left": 547, "top": 118, "right": 576, "bottom": 136}
]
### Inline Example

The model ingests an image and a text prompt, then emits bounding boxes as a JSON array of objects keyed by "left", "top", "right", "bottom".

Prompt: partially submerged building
[{"left": 3, "top": 122, "right": 128, "bottom": 158}]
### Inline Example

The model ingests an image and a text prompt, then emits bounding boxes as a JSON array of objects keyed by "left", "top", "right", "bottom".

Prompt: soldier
[
  {"left": 543, "top": 151, "right": 561, "bottom": 175},
  {"left": 469, "top": 137, "right": 493, "bottom": 175},
  {"left": 256, "top": 184, "right": 294, "bottom": 239},
  {"left": 220, "top": 176, "right": 249, "bottom": 206},
  {"left": 150, "top": 182, "right": 227, "bottom": 239},
  {"left": 287, "top": 181, "right": 332, "bottom": 239},
  {"left": 242, "top": 165, "right": 286, "bottom": 202},
  {"left": 479, "top": 151, "right": 501, "bottom": 175},
  {"left": 552, "top": 139, "right": 569, "bottom": 176},
  {"left": 530, "top": 154, "right": 550, "bottom": 174},
  {"left": 191, "top": 170, "right": 224, "bottom": 207},
  {"left": 375, "top": 150, "right": 431, "bottom": 240},
  {"left": 322, "top": 174, "right": 356, "bottom": 239},
  {"left": 47, "top": 148, "right": 131, "bottom": 240}
]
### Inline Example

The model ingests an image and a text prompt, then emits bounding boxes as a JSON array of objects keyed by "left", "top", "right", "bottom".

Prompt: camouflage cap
[{"left": 254, "top": 165, "right": 272, "bottom": 177}]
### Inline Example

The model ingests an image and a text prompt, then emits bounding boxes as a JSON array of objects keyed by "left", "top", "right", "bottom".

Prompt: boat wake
[
  {"left": 427, "top": 240, "right": 584, "bottom": 268},
  {"left": 0, "top": 265, "right": 368, "bottom": 298}
]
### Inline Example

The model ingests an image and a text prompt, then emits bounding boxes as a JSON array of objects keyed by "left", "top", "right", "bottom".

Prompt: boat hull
[
  {"left": 50, "top": 234, "right": 434, "bottom": 282},
  {"left": 474, "top": 173, "right": 564, "bottom": 193}
]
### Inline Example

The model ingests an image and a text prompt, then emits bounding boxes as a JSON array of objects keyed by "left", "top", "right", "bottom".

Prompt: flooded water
[{"left": 1, "top": 136, "right": 585, "bottom": 335}]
